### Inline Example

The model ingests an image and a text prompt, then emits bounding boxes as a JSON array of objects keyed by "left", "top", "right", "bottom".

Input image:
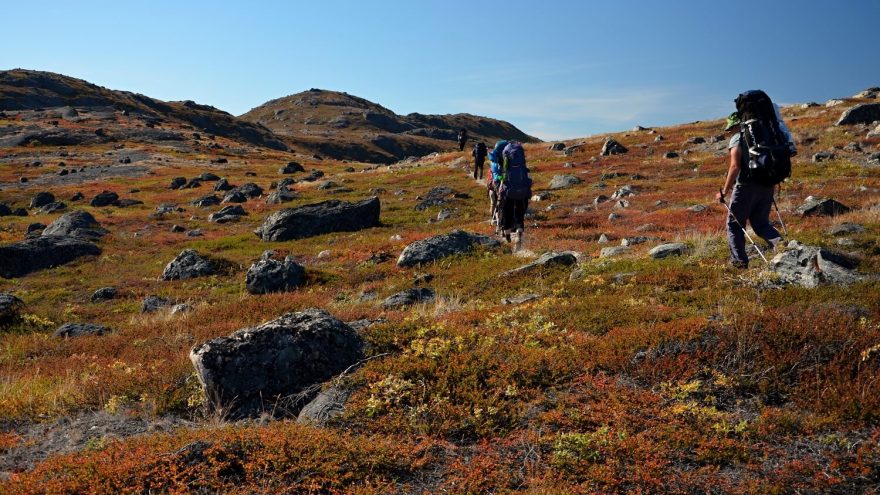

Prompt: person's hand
[{"left": 716, "top": 188, "right": 726, "bottom": 203}]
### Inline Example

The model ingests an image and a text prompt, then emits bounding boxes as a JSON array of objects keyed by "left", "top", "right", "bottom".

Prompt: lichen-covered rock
[
  {"left": 53, "top": 322, "right": 111, "bottom": 338},
  {"left": 382, "top": 288, "right": 436, "bottom": 309},
  {"left": 397, "top": 230, "right": 500, "bottom": 268},
  {"left": 42, "top": 210, "right": 107, "bottom": 240},
  {"left": 0, "top": 293, "right": 24, "bottom": 325},
  {"left": 502, "top": 251, "right": 578, "bottom": 277},
  {"left": 141, "top": 295, "right": 172, "bottom": 313},
  {"left": 189, "top": 308, "right": 364, "bottom": 418},
  {"left": 161, "top": 249, "right": 217, "bottom": 281},
  {"left": 795, "top": 198, "right": 850, "bottom": 217},
  {"left": 549, "top": 174, "right": 582, "bottom": 190},
  {"left": 770, "top": 242, "right": 863, "bottom": 288},
  {"left": 0, "top": 236, "right": 101, "bottom": 278},
  {"left": 649, "top": 243, "right": 689, "bottom": 259},
  {"left": 254, "top": 197, "right": 380, "bottom": 242},
  {"left": 245, "top": 255, "right": 306, "bottom": 294}
]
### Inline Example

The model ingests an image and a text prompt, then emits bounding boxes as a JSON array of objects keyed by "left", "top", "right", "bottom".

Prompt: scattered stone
[
  {"left": 654, "top": 135, "right": 665, "bottom": 142},
  {"left": 843, "top": 142, "right": 862, "bottom": 152},
  {"left": 170, "top": 224, "right": 186, "bottom": 233},
  {"left": 437, "top": 209, "right": 456, "bottom": 221},
  {"left": 170, "top": 177, "right": 187, "bottom": 189},
  {"left": 52, "top": 323, "right": 111, "bottom": 338},
  {"left": 397, "top": 230, "right": 500, "bottom": 268},
  {"left": 549, "top": 174, "right": 582, "bottom": 190},
  {"left": 0, "top": 293, "right": 24, "bottom": 325},
  {"left": 608, "top": 212, "right": 622, "bottom": 221},
  {"left": 601, "top": 138, "right": 628, "bottom": 156},
  {"left": 199, "top": 172, "right": 220, "bottom": 181},
  {"left": 501, "top": 294, "right": 540, "bottom": 305},
  {"left": 296, "top": 386, "right": 353, "bottom": 426},
  {"left": 827, "top": 223, "right": 865, "bottom": 236},
  {"left": 649, "top": 243, "right": 689, "bottom": 259},
  {"left": 0, "top": 236, "right": 100, "bottom": 278},
  {"left": 549, "top": 142, "right": 566, "bottom": 151},
  {"left": 161, "top": 249, "right": 218, "bottom": 281},
  {"left": 141, "top": 295, "right": 172, "bottom": 313},
  {"left": 114, "top": 199, "right": 143, "bottom": 208},
  {"left": 187, "top": 229, "right": 203, "bottom": 237},
  {"left": 317, "top": 180, "right": 338, "bottom": 190},
  {"left": 801, "top": 102, "right": 820, "bottom": 108},
  {"left": 621, "top": 236, "right": 649, "bottom": 246},
  {"left": 795, "top": 198, "right": 850, "bottom": 217},
  {"left": 91, "top": 287, "right": 117, "bottom": 302},
  {"left": 382, "top": 288, "right": 436, "bottom": 309},
  {"left": 593, "top": 195, "right": 609, "bottom": 205},
  {"left": 854, "top": 87, "right": 880, "bottom": 99},
  {"left": 687, "top": 136, "right": 705, "bottom": 144},
  {"left": 812, "top": 151, "right": 836, "bottom": 163},
  {"left": 29, "top": 192, "right": 55, "bottom": 209},
  {"left": 214, "top": 178, "right": 233, "bottom": 191},
  {"left": 171, "top": 304, "right": 192, "bottom": 315},
  {"left": 531, "top": 191, "right": 553, "bottom": 201},
  {"left": 280, "top": 162, "right": 305, "bottom": 174},
  {"left": 42, "top": 210, "right": 107, "bottom": 239},
  {"left": 245, "top": 256, "right": 306, "bottom": 294},
  {"left": 614, "top": 199, "right": 630, "bottom": 209},
  {"left": 501, "top": 251, "right": 578, "bottom": 277},
  {"left": 770, "top": 242, "right": 862, "bottom": 288},
  {"left": 39, "top": 201, "right": 67, "bottom": 214},
  {"left": 182, "top": 178, "right": 203, "bottom": 189},
  {"left": 600, "top": 246, "right": 630, "bottom": 258},
  {"left": 192, "top": 194, "right": 221, "bottom": 208},
  {"left": 189, "top": 308, "right": 364, "bottom": 418},
  {"left": 301, "top": 170, "right": 325, "bottom": 182},
  {"left": 90, "top": 191, "right": 119, "bottom": 207},
  {"left": 223, "top": 190, "right": 248, "bottom": 203},
  {"left": 0, "top": 204, "right": 12, "bottom": 217},
  {"left": 70, "top": 192, "right": 84, "bottom": 201},
  {"left": 826, "top": 99, "right": 845, "bottom": 107},
  {"left": 610, "top": 185, "right": 636, "bottom": 199},
  {"left": 612, "top": 272, "right": 637, "bottom": 284},
  {"left": 209, "top": 205, "right": 247, "bottom": 223},
  {"left": 663, "top": 151, "right": 679, "bottom": 159},
  {"left": 688, "top": 204, "right": 708, "bottom": 213},
  {"left": 598, "top": 233, "right": 610, "bottom": 244},
  {"left": 266, "top": 188, "right": 297, "bottom": 204},
  {"left": 26, "top": 223, "right": 46, "bottom": 235},
  {"left": 254, "top": 197, "right": 381, "bottom": 242},
  {"left": 211, "top": 157, "right": 228, "bottom": 164},
  {"left": 836, "top": 103, "right": 880, "bottom": 125}
]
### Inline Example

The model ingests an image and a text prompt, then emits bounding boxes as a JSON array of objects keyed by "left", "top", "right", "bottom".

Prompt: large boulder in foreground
[
  {"left": 0, "top": 236, "right": 100, "bottom": 278},
  {"left": 190, "top": 308, "right": 364, "bottom": 418},
  {"left": 42, "top": 210, "right": 107, "bottom": 240},
  {"left": 397, "top": 230, "right": 500, "bottom": 268},
  {"left": 254, "top": 197, "right": 380, "bottom": 241},
  {"left": 770, "top": 242, "right": 863, "bottom": 288},
  {"left": 161, "top": 249, "right": 219, "bottom": 281}
]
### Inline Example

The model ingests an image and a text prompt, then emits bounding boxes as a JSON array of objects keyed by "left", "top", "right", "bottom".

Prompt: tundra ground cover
[{"left": 1, "top": 98, "right": 879, "bottom": 493}]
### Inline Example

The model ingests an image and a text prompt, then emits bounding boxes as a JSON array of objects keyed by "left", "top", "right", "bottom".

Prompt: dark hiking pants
[
  {"left": 501, "top": 197, "right": 528, "bottom": 232},
  {"left": 726, "top": 182, "right": 780, "bottom": 266},
  {"left": 473, "top": 157, "right": 485, "bottom": 180}
]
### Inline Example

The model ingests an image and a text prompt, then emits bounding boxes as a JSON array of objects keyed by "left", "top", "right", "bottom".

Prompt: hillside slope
[
  {"left": 240, "top": 88, "right": 539, "bottom": 163},
  {"left": 0, "top": 69, "right": 288, "bottom": 151}
]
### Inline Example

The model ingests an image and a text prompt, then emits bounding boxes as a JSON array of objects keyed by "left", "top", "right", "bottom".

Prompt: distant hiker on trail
[
  {"left": 472, "top": 142, "right": 487, "bottom": 181},
  {"left": 457, "top": 128, "right": 468, "bottom": 151},
  {"left": 716, "top": 90, "right": 796, "bottom": 268},
  {"left": 487, "top": 139, "right": 508, "bottom": 229},
  {"left": 497, "top": 141, "right": 532, "bottom": 252}
]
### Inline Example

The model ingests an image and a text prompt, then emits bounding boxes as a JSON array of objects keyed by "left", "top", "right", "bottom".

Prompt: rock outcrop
[
  {"left": 254, "top": 197, "right": 380, "bottom": 241},
  {"left": 42, "top": 210, "right": 107, "bottom": 240},
  {"left": 836, "top": 103, "right": 880, "bottom": 125},
  {"left": 190, "top": 308, "right": 364, "bottom": 418},
  {"left": 397, "top": 230, "right": 500, "bottom": 268},
  {"left": 770, "top": 242, "right": 863, "bottom": 288},
  {"left": 0, "top": 236, "right": 101, "bottom": 278}
]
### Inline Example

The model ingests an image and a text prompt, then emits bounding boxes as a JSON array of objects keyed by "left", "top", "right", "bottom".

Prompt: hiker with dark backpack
[
  {"left": 458, "top": 128, "right": 468, "bottom": 151},
  {"left": 498, "top": 141, "right": 532, "bottom": 251},
  {"left": 715, "top": 90, "right": 796, "bottom": 268},
  {"left": 472, "top": 142, "right": 487, "bottom": 181}
]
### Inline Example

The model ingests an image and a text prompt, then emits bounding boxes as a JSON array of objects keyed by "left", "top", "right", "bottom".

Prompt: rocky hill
[
  {"left": 240, "top": 89, "right": 539, "bottom": 163},
  {"left": 0, "top": 69, "right": 288, "bottom": 151}
]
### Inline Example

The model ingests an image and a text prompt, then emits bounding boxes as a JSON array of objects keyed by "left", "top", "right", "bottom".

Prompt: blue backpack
[{"left": 500, "top": 142, "right": 532, "bottom": 200}]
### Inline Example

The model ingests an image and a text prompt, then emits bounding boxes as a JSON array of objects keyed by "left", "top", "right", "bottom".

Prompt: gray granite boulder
[
  {"left": 29, "top": 191, "right": 55, "bottom": 209},
  {"left": 141, "top": 295, "right": 172, "bottom": 313},
  {"left": 42, "top": 210, "right": 107, "bottom": 240},
  {"left": 795, "top": 198, "right": 850, "bottom": 217},
  {"left": 836, "top": 103, "right": 880, "bottom": 125},
  {"left": 649, "top": 243, "right": 689, "bottom": 259},
  {"left": 53, "top": 323, "right": 111, "bottom": 338},
  {"left": 90, "top": 191, "right": 119, "bottom": 207},
  {"left": 601, "top": 138, "right": 628, "bottom": 155},
  {"left": 382, "top": 288, "right": 436, "bottom": 309},
  {"left": 502, "top": 251, "right": 578, "bottom": 277},
  {"left": 245, "top": 255, "right": 306, "bottom": 294},
  {"left": 190, "top": 308, "right": 364, "bottom": 418},
  {"left": 770, "top": 242, "right": 863, "bottom": 288},
  {"left": 254, "top": 197, "right": 380, "bottom": 242},
  {"left": 90, "top": 287, "right": 117, "bottom": 302},
  {"left": 0, "top": 236, "right": 100, "bottom": 278},
  {"left": 0, "top": 293, "right": 24, "bottom": 325},
  {"left": 161, "top": 249, "right": 218, "bottom": 281},
  {"left": 600, "top": 246, "right": 630, "bottom": 258},
  {"left": 549, "top": 174, "right": 582, "bottom": 190},
  {"left": 297, "top": 386, "right": 353, "bottom": 426},
  {"left": 397, "top": 230, "right": 500, "bottom": 268}
]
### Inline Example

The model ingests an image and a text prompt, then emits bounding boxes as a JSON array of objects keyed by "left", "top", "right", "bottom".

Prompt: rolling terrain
[{"left": 0, "top": 78, "right": 879, "bottom": 494}]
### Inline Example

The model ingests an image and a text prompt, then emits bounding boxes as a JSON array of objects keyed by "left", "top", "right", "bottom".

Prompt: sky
[{"left": 2, "top": 0, "right": 879, "bottom": 140}]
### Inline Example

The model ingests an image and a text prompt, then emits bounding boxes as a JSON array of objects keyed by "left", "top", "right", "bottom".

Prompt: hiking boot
[
  {"left": 769, "top": 237, "right": 785, "bottom": 254},
  {"left": 728, "top": 259, "right": 748, "bottom": 270},
  {"left": 514, "top": 229, "right": 524, "bottom": 252},
  {"left": 504, "top": 230, "right": 512, "bottom": 243}
]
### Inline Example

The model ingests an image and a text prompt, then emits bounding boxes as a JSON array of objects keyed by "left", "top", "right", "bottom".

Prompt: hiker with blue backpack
[
  {"left": 487, "top": 140, "right": 508, "bottom": 230},
  {"left": 716, "top": 90, "right": 796, "bottom": 268},
  {"left": 497, "top": 141, "right": 533, "bottom": 251}
]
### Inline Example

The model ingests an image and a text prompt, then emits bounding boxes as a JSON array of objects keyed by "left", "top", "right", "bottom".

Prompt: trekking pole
[
  {"left": 719, "top": 188, "right": 768, "bottom": 264},
  {"left": 772, "top": 186, "right": 788, "bottom": 237}
]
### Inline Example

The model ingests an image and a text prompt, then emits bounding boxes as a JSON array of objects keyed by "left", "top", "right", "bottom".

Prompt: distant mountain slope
[
  {"left": 0, "top": 69, "right": 288, "bottom": 151},
  {"left": 240, "top": 89, "right": 539, "bottom": 163}
]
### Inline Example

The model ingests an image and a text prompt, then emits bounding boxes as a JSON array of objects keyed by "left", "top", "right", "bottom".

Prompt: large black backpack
[{"left": 734, "top": 90, "right": 792, "bottom": 186}]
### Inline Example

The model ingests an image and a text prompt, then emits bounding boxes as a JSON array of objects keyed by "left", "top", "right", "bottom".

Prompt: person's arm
[{"left": 716, "top": 146, "right": 741, "bottom": 202}]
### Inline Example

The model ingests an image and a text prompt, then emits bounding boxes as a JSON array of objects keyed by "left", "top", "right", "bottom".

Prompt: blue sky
[{"left": 2, "top": 0, "right": 878, "bottom": 140}]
